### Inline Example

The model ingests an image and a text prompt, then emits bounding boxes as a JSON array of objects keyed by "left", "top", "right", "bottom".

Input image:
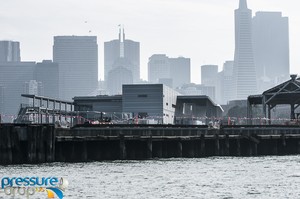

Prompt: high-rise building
[
  {"left": 107, "top": 58, "right": 133, "bottom": 95},
  {"left": 0, "top": 60, "right": 60, "bottom": 121},
  {"left": 35, "top": 60, "right": 59, "bottom": 98},
  {"left": 0, "top": 41, "right": 20, "bottom": 62},
  {"left": 0, "top": 62, "right": 36, "bottom": 118},
  {"left": 104, "top": 28, "right": 140, "bottom": 84},
  {"left": 148, "top": 54, "right": 170, "bottom": 84},
  {"left": 53, "top": 36, "right": 98, "bottom": 100},
  {"left": 217, "top": 61, "right": 235, "bottom": 104},
  {"left": 148, "top": 54, "right": 190, "bottom": 89},
  {"left": 169, "top": 57, "right": 190, "bottom": 88},
  {"left": 0, "top": 86, "right": 4, "bottom": 114},
  {"left": 201, "top": 65, "right": 218, "bottom": 86},
  {"left": 233, "top": 0, "right": 257, "bottom": 99},
  {"left": 24, "top": 80, "right": 43, "bottom": 96},
  {"left": 253, "top": 11, "right": 290, "bottom": 92}
]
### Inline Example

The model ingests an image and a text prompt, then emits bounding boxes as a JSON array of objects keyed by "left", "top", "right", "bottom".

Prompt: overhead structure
[
  {"left": 248, "top": 75, "right": 300, "bottom": 124},
  {"left": 16, "top": 94, "right": 74, "bottom": 125}
]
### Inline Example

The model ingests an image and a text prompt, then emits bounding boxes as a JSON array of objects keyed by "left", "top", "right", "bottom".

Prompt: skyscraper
[
  {"left": 169, "top": 57, "right": 190, "bottom": 88},
  {"left": 233, "top": 0, "right": 257, "bottom": 99},
  {"left": 104, "top": 28, "right": 140, "bottom": 84},
  {"left": 35, "top": 60, "right": 59, "bottom": 98},
  {"left": 253, "top": 12, "right": 290, "bottom": 92},
  {"left": 0, "top": 41, "right": 20, "bottom": 62},
  {"left": 148, "top": 54, "right": 171, "bottom": 84},
  {"left": 53, "top": 36, "right": 98, "bottom": 100},
  {"left": 0, "top": 62, "right": 36, "bottom": 118},
  {"left": 201, "top": 65, "right": 218, "bottom": 86},
  {"left": 148, "top": 54, "right": 191, "bottom": 89}
]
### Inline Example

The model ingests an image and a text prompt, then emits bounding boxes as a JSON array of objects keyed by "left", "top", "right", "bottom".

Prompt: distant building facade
[
  {"left": 148, "top": 54, "right": 170, "bottom": 84},
  {"left": 53, "top": 36, "right": 98, "bottom": 100},
  {"left": 35, "top": 60, "right": 59, "bottom": 98},
  {"left": 122, "top": 84, "right": 178, "bottom": 124},
  {"left": 176, "top": 83, "right": 215, "bottom": 101},
  {"left": 253, "top": 11, "right": 290, "bottom": 92},
  {"left": 0, "top": 62, "right": 36, "bottom": 119},
  {"left": 107, "top": 58, "right": 133, "bottom": 95},
  {"left": 0, "top": 41, "right": 20, "bottom": 62},
  {"left": 233, "top": 0, "right": 257, "bottom": 99},
  {"left": 216, "top": 61, "right": 235, "bottom": 104},
  {"left": 0, "top": 60, "right": 60, "bottom": 121},
  {"left": 201, "top": 65, "right": 218, "bottom": 86},
  {"left": 73, "top": 84, "right": 223, "bottom": 125},
  {"left": 148, "top": 54, "right": 190, "bottom": 89},
  {"left": 104, "top": 28, "right": 140, "bottom": 95},
  {"left": 169, "top": 57, "right": 190, "bottom": 88}
]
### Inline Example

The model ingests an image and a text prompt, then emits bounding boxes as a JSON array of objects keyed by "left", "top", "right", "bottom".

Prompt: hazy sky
[{"left": 0, "top": 0, "right": 298, "bottom": 83}]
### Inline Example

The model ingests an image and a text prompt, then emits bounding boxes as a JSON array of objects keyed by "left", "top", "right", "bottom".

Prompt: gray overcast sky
[{"left": 0, "top": 0, "right": 299, "bottom": 83}]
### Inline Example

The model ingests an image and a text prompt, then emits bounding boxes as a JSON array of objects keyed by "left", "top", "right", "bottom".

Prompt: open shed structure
[{"left": 248, "top": 75, "right": 300, "bottom": 125}]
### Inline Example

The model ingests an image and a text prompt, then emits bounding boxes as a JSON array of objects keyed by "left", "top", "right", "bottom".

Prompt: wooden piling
[
  {"left": 188, "top": 141, "right": 195, "bottom": 158},
  {"left": 200, "top": 133, "right": 205, "bottom": 157},
  {"left": 46, "top": 125, "right": 55, "bottom": 162},
  {"left": 147, "top": 135, "right": 153, "bottom": 159},
  {"left": 215, "top": 134, "right": 220, "bottom": 156},
  {"left": 81, "top": 141, "right": 88, "bottom": 162},
  {"left": 297, "top": 140, "right": 300, "bottom": 154},
  {"left": 27, "top": 125, "right": 37, "bottom": 164},
  {"left": 177, "top": 140, "right": 182, "bottom": 158},
  {"left": 157, "top": 141, "right": 163, "bottom": 158},
  {"left": 225, "top": 134, "right": 230, "bottom": 156},
  {"left": 119, "top": 134, "right": 126, "bottom": 160},
  {"left": 236, "top": 137, "right": 241, "bottom": 156},
  {"left": 273, "top": 139, "right": 278, "bottom": 155}
]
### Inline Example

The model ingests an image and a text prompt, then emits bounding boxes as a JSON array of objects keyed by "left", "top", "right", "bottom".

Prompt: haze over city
[{"left": 1, "top": 0, "right": 299, "bottom": 83}]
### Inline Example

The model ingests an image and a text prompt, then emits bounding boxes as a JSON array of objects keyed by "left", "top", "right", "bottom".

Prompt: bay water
[{"left": 1, "top": 156, "right": 300, "bottom": 198}]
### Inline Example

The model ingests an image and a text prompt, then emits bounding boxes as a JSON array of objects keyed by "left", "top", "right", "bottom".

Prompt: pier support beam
[
  {"left": 236, "top": 137, "right": 241, "bottom": 156},
  {"left": 119, "top": 134, "right": 126, "bottom": 160},
  {"left": 297, "top": 140, "right": 300, "bottom": 154},
  {"left": 147, "top": 136, "right": 152, "bottom": 159},
  {"left": 200, "top": 134, "right": 205, "bottom": 157},
  {"left": 225, "top": 134, "right": 230, "bottom": 156},
  {"left": 177, "top": 140, "right": 182, "bottom": 158},
  {"left": 215, "top": 134, "right": 220, "bottom": 156}
]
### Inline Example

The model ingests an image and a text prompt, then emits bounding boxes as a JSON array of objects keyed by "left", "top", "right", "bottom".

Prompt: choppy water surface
[{"left": 1, "top": 156, "right": 300, "bottom": 198}]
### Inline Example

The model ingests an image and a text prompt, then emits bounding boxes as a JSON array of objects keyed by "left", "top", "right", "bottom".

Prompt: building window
[{"left": 138, "top": 94, "right": 148, "bottom": 98}]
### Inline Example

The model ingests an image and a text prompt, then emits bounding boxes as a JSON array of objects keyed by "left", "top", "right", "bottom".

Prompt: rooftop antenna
[{"left": 118, "top": 24, "right": 125, "bottom": 58}]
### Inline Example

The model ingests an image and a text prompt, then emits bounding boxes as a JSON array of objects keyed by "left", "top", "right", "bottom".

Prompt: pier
[{"left": 1, "top": 124, "right": 300, "bottom": 164}]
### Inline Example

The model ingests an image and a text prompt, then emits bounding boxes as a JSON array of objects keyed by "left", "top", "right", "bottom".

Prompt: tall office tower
[
  {"left": 24, "top": 80, "right": 43, "bottom": 95},
  {"left": 169, "top": 57, "right": 191, "bottom": 88},
  {"left": 148, "top": 54, "right": 191, "bottom": 89},
  {"left": 0, "top": 62, "right": 36, "bottom": 119},
  {"left": 0, "top": 86, "right": 4, "bottom": 114},
  {"left": 104, "top": 28, "right": 140, "bottom": 83},
  {"left": 148, "top": 54, "right": 170, "bottom": 84},
  {"left": 0, "top": 41, "right": 21, "bottom": 62},
  {"left": 53, "top": 36, "right": 98, "bottom": 100},
  {"left": 35, "top": 60, "right": 59, "bottom": 98},
  {"left": 107, "top": 58, "right": 133, "bottom": 95},
  {"left": 217, "top": 61, "right": 235, "bottom": 104},
  {"left": 233, "top": 0, "right": 257, "bottom": 99},
  {"left": 253, "top": 12, "right": 290, "bottom": 92},
  {"left": 201, "top": 65, "right": 218, "bottom": 86}
]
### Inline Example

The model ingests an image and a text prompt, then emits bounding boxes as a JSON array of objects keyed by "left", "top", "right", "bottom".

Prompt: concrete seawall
[{"left": 1, "top": 124, "right": 300, "bottom": 164}]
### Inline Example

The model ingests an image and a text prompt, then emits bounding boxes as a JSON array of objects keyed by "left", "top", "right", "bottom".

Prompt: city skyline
[{"left": 0, "top": 0, "right": 298, "bottom": 84}]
